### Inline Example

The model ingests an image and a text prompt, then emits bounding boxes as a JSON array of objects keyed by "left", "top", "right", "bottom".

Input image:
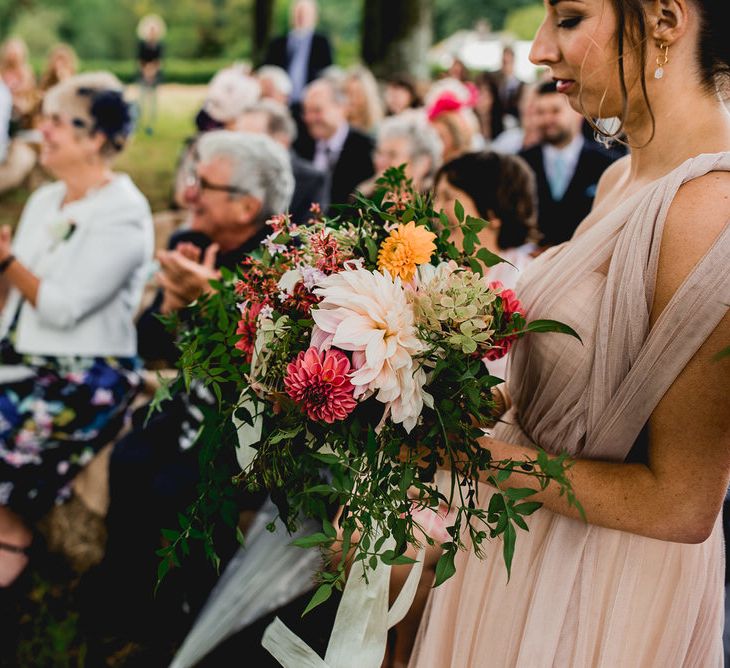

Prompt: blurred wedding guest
[
  {"left": 256, "top": 65, "right": 293, "bottom": 105},
  {"left": 434, "top": 151, "right": 538, "bottom": 285},
  {"left": 520, "top": 81, "right": 615, "bottom": 247},
  {"left": 299, "top": 77, "right": 374, "bottom": 207},
  {"left": 172, "top": 67, "right": 261, "bottom": 209},
  {"left": 0, "top": 80, "right": 35, "bottom": 194},
  {"left": 89, "top": 131, "right": 294, "bottom": 639},
  {"left": 201, "top": 66, "right": 261, "bottom": 131},
  {"left": 359, "top": 110, "right": 442, "bottom": 196},
  {"left": 473, "top": 72, "right": 505, "bottom": 143},
  {"left": 447, "top": 57, "right": 470, "bottom": 83},
  {"left": 264, "top": 0, "right": 333, "bottom": 107},
  {"left": 0, "top": 79, "right": 11, "bottom": 166},
  {"left": 344, "top": 65, "right": 384, "bottom": 135},
  {"left": 426, "top": 80, "right": 480, "bottom": 163},
  {"left": 491, "top": 84, "right": 541, "bottom": 154},
  {"left": 235, "top": 99, "right": 327, "bottom": 223},
  {"left": 0, "top": 72, "right": 153, "bottom": 588},
  {"left": 0, "top": 37, "right": 38, "bottom": 130},
  {"left": 136, "top": 14, "right": 166, "bottom": 134},
  {"left": 494, "top": 45, "right": 524, "bottom": 121},
  {"left": 384, "top": 73, "right": 421, "bottom": 116},
  {"left": 39, "top": 43, "right": 78, "bottom": 92}
]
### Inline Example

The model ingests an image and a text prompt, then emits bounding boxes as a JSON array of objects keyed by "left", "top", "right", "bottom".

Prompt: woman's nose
[{"left": 529, "top": 19, "right": 560, "bottom": 68}]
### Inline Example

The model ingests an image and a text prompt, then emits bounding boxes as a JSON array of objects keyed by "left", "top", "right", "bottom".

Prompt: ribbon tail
[{"left": 262, "top": 617, "right": 329, "bottom": 668}]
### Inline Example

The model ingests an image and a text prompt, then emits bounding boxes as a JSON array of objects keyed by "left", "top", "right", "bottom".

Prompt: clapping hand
[{"left": 157, "top": 242, "right": 220, "bottom": 315}]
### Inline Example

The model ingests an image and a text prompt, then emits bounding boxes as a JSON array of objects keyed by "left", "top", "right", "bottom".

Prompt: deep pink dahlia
[{"left": 284, "top": 348, "right": 358, "bottom": 423}]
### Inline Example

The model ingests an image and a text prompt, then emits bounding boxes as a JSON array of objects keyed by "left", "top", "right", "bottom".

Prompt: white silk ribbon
[{"left": 262, "top": 540, "right": 426, "bottom": 668}]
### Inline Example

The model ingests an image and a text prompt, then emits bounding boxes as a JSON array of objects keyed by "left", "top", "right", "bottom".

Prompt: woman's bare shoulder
[
  {"left": 653, "top": 170, "right": 730, "bottom": 324},
  {"left": 591, "top": 155, "right": 631, "bottom": 209}
]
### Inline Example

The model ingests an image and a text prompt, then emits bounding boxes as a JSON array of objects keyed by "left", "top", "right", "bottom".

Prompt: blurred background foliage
[{"left": 2, "top": 0, "right": 543, "bottom": 78}]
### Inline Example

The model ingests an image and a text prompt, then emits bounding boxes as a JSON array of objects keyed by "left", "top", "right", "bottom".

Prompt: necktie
[{"left": 549, "top": 152, "right": 569, "bottom": 201}]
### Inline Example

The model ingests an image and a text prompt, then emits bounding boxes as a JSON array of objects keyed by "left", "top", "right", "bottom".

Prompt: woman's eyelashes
[{"left": 557, "top": 16, "right": 583, "bottom": 29}]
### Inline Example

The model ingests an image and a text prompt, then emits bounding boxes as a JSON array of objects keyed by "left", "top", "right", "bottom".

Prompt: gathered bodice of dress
[{"left": 497, "top": 152, "right": 730, "bottom": 462}]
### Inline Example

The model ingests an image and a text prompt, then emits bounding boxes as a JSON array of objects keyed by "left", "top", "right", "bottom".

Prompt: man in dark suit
[
  {"left": 298, "top": 77, "right": 375, "bottom": 209},
  {"left": 520, "top": 81, "right": 617, "bottom": 247},
  {"left": 236, "top": 99, "right": 328, "bottom": 221},
  {"left": 263, "top": 0, "right": 333, "bottom": 106},
  {"left": 494, "top": 45, "right": 525, "bottom": 122}
]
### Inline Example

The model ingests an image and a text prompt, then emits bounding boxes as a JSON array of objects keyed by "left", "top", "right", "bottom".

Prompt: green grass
[{"left": 0, "top": 84, "right": 205, "bottom": 229}]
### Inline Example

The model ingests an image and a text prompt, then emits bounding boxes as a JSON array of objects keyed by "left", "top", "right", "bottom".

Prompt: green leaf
[
  {"left": 322, "top": 520, "right": 337, "bottom": 539},
  {"left": 467, "top": 257, "right": 483, "bottom": 276},
  {"left": 161, "top": 528, "right": 179, "bottom": 542},
  {"left": 433, "top": 550, "right": 457, "bottom": 587},
  {"left": 291, "top": 532, "right": 332, "bottom": 549},
  {"left": 521, "top": 319, "right": 582, "bottom": 342},
  {"left": 310, "top": 452, "right": 341, "bottom": 465},
  {"left": 477, "top": 247, "right": 512, "bottom": 269},
  {"left": 503, "top": 522, "right": 516, "bottom": 580},
  {"left": 454, "top": 200, "right": 465, "bottom": 223},
  {"left": 505, "top": 487, "right": 537, "bottom": 501},
  {"left": 304, "top": 485, "right": 337, "bottom": 495},
  {"left": 514, "top": 501, "right": 542, "bottom": 516},
  {"left": 302, "top": 583, "right": 333, "bottom": 616},
  {"left": 364, "top": 236, "right": 379, "bottom": 263},
  {"left": 381, "top": 550, "right": 418, "bottom": 566}
]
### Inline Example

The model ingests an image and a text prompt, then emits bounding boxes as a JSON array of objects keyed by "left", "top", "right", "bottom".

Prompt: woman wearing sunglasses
[{"left": 0, "top": 72, "right": 153, "bottom": 590}]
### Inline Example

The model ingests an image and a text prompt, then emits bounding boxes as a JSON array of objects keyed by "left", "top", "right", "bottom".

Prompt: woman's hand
[{"left": 0, "top": 225, "right": 13, "bottom": 264}]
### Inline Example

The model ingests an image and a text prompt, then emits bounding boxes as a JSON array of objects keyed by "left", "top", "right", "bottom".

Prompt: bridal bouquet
[{"left": 158, "top": 168, "right": 580, "bottom": 609}]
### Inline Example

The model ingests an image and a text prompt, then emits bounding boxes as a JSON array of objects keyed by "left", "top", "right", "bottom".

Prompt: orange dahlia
[{"left": 377, "top": 222, "right": 436, "bottom": 282}]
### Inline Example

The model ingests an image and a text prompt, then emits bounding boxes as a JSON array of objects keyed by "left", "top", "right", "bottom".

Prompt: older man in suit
[
  {"left": 234, "top": 99, "right": 327, "bottom": 221},
  {"left": 299, "top": 77, "right": 374, "bottom": 209},
  {"left": 520, "top": 81, "right": 617, "bottom": 247}
]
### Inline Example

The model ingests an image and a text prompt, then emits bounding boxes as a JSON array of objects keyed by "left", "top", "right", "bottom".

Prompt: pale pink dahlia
[{"left": 284, "top": 347, "right": 358, "bottom": 423}]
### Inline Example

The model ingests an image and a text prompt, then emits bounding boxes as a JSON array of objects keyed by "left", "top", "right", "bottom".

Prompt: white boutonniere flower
[{"left": 48, "top": 218, "right": 77, "bottom": 246}]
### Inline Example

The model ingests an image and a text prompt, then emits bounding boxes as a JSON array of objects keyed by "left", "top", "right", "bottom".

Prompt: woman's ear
[
  {"left": 647, "top": 0, "right": 690, "bottom": 46},
  {"left": 86, "top": 131, "right": 108, "bottom": 160},
  {"left": 486, "top": 211, "right": 502, "bottom": 231}
]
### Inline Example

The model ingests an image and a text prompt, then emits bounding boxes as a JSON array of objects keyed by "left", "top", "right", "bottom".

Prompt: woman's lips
[{"left": 555, "top": 79, "right": 576, "bottom": 94}]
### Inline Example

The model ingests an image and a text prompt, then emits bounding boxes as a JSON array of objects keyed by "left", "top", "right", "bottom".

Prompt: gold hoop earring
[{"left": 654, "top": 43, "right": 669, "bottom": 80}]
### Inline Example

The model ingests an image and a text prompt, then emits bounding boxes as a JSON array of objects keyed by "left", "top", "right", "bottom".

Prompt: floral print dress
[{"left": 0, "top": 333, "right": 141, "bottom": 520}]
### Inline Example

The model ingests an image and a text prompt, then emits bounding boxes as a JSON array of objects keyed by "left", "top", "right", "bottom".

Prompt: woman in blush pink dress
[{"left": 410, "top": 0, "right": 730, "bottom": 665}]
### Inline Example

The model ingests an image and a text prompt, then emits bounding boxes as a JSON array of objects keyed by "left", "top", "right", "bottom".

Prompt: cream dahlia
[
  {"left": 311, "top": 268, "right": 431, "bottom": 432},
  {"left": 284, "top": 347, "right": 357, "bottom": 423}
]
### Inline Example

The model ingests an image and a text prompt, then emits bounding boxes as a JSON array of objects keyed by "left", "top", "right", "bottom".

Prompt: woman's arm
[
  {"left": 480, "top": 173, "right": 730, "bottom": 544},
  {"left": 0, "top": 225, "right": 40, "bottom": 306}
]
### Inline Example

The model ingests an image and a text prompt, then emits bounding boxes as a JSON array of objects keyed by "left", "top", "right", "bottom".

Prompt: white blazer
[{"left": 0, "top": 174, "right": 154, "bottom": 357}]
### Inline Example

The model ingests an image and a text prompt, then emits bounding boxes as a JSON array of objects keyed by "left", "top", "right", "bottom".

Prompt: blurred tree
[
  {"left": 253, "top": 0, "right": 276, "bottom": 66},
  {"left": 504, "top": 4, "right": 545, "bottom": 40},
  {"left": 362, "top": 0, "right": 432, "bottom": 79},
  {"left": 433, "top": 0, "right": 538, "bottom": 40},
  {"left": 9, "top": 6, "right": 63, "bottom": 56}
]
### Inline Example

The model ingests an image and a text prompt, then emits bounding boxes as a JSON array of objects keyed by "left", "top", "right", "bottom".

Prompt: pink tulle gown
[{"left": 410, "top": 152, "right": 730, "bottom": 667}]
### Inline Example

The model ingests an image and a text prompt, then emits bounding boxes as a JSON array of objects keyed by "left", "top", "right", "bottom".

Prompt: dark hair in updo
[
  {"left": 435, "top": 151, "right": 538, "bottom": 250},
  {"left": 591, "top": 0, "right": 730, "bottom": 144}
]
